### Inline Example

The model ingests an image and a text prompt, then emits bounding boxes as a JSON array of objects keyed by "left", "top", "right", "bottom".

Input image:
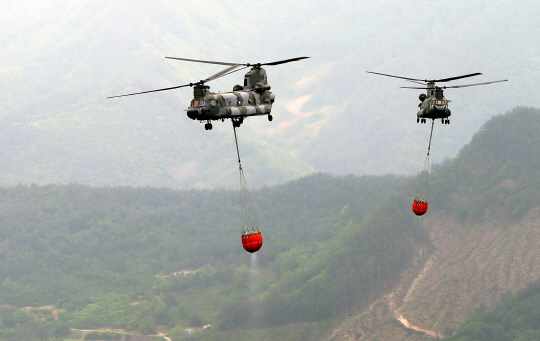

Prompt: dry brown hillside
[{"left": 324, "top": 206, "right": 540, "bottom": 340}]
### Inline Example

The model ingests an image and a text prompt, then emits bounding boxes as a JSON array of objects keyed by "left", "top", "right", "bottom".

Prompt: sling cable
[
  {"left": 232, "top": 123, "right": 263, "bottom": 253},
  {"left": 412, "top": 119, "right": 435, "bottom": 216}
]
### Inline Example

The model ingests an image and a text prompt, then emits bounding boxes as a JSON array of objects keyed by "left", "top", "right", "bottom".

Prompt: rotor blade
[
  {"left": 406, "top": 79, "right": 428, "bottom": 85},
  {"left": 442, "top": 79, "right": 508, "bottom": 89},
  {"left": 204, "top": 64, "right": 242, "bottom": 82},
  {"left": 400, "top": 79, "right": 508, "bottom": 90},
  {"left": 433, "top": 73, "right": 482, "bottom": 83},
  {"left": 107, "top": 84, "right": 192, "bottom": 99},
  {"left": 208, "top": 66, "right": 249, "bottom": 82},
  {"left": 261, "top": 57, "right": 310, "bottom": 66},
  {"left": 165, "top": 56, "right": 243, "bottom": 66},
  {"left": 366, "top": 71, "right": 425, "bottom": 82}
]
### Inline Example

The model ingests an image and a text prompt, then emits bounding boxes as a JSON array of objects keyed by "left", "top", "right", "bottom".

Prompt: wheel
[
  {"left": 268, "top": 115, "right": 273, "bottom": 122},
  {"left": 417, "top": 118, "right": 420, "bottom": 123},
  {"left": 208, "top": 123, "right": 213, "bottom": 130},
  {"left": 447, "top": 119, "right": 450, "bottom": 125},
  {"left": 441, "top": 119, "right": 444, "bottom": 124},
  {"left": 204, "top": 123, "right": 209, "bottom": 130}
]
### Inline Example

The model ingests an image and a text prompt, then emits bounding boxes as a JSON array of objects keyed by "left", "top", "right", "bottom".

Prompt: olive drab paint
[
  {"left": 416, "top": 85, "right": 452, "bottom": 122},
  {"left": 186, "top": 67, "right": 275, "bottom": 123}
]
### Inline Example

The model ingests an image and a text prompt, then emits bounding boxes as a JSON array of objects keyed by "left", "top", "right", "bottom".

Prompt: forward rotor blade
[
  {"left": 204, "top": 65, "right": 242, "bottom": 82},
  {"left": 166, "top": 56, "right": 310, "bottom": 68},
  {"left": 209, "top": 66, "right": 249, "bottom": 82},
  {"left": 366, "top": 71, "right": 424, "bottom": 82},
  {"left": 406, "top": 79, "right": 428, "bottom": 85},
  {"left": 165, "top": 56, "right": 242, "bottom": 66},
  {"left": 400, "top": 79, "right": 508, "bottom": 90},
  {"left": 107, "top": 84, "right": 191, "bottom": 99},
  {"left": 442, "top": 79, "right": 508, "bottom": 89},
  {"left": 261, "top": 57, "right": 310, "bottom": 66},
  {"left": 433, "top": 73, "right": 482, "bottom": 83}
]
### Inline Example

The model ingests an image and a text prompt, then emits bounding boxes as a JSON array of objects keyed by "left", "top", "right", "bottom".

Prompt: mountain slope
[{"left": 325, "top": 106, "right": 540, "bottom": 340}]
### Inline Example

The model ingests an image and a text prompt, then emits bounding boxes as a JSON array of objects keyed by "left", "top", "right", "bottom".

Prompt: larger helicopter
[
  {"left": 108, "top": 57, "right": 309, "bottom": 130},
  {"left": 366, "top": 71, "right": 507, "bottom": 124}
]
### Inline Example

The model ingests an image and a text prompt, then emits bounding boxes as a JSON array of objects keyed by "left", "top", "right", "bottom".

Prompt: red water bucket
[
  {"left": 241, "top": 230, "right": 263, "bottom": 253},
  {"left": 412, "top": 199, "right": 428, "bottom": 216}
]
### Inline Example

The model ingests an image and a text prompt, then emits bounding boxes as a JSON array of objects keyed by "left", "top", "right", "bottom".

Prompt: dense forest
[
  {"left": 446, "top": 278, "right": 540, "bottom": 341},
  {"left": 0, "top": 173, "right": 424, "bottom": 339},
  {"left": 430, "top": 106, "right": 540, "bottom": 222}
]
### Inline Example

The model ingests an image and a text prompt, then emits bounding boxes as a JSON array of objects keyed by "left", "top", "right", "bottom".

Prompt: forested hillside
[
  {"left": 0, "top": 173, "right": 428, "bottom": 340},
  {"left": 0, "top": 107, "right": 540, "bottom": 341},
  {"left": 447, "top": 279, "right": 540, "bottom": 341},
  {"left": 430, "top": 106, "right": 540, "bottom": 222},
  {"left": 327, "top": 107, "right": 540, "bottom": 340}
]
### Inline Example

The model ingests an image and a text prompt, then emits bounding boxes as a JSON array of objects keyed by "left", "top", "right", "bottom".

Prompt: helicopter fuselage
[
  {"left": 417, "top": 88, "right": 451, "bottom": 120},
  {"left": 185, "top": 66, "right": 277, "bottom": 128},
  {"left": 186, "top": 86, "right": 275, "bottom": 122}
]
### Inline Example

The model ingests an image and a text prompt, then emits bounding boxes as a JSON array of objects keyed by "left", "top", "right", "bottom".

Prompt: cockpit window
[
  {"left": 436, "top": 100, "right": 445, "bottom": 105},
  {"left": 193, "top": 100, "right": 206, "bottom": 107}
]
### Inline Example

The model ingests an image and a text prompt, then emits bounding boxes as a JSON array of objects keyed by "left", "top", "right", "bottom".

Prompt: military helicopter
[
  {"left": 108, "top": 56, "right": 309, "bottom": 130},
  {"left": 366, "top": 71, "right": 507, "bottom": 124}
]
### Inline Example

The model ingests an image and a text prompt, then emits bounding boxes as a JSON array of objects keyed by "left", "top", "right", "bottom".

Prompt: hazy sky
[{"left": 0, "top": 0, "right": 538, "bottom": 187}]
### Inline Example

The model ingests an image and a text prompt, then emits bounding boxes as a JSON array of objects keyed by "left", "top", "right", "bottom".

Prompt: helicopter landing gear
[
  {"left": 205, "top": 122, "right": 213, "bottom": 130},
  {"left": 268, "top": 114, "right": 273, "bottom": 122},
  {"left": 417, "top": 118, "right": 420, "bottom": 123},
  {"left": 232, "top": 118, "right": 242, "bottom": 128},
  {"left": 442, "top": 119, "right": 450, "bottom": 125}
]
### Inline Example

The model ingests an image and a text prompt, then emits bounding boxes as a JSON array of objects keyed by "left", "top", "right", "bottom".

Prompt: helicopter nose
[{"left": 187, "top": 109, "right": 198, "bottom": 120}]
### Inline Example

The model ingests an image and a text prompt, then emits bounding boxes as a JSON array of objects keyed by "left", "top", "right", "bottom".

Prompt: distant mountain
[{"left": 0, "top": 1, "right": 538, "bottom": 187}]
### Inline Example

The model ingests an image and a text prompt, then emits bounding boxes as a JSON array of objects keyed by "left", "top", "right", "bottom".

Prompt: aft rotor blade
[
  {"left": 204, "top": 65, "right": 243, "bottom": 82},
  {"left": 433, "top": 73, "right": 482, "bottom": 83},
  {"left": 443, "top": 79, "right": 508, "bottom": 88},
  {"left": 107, "top": 84, "right": 191, "bottom": 99},
  {"left": 165, "top": 56, "right": 241, "bottom": 66},
  {"left": 366, "top": 71, "right": 425, "bottom": 82},
  {"left": 261, "top": 57, "right": 310, "bottom": 66}
]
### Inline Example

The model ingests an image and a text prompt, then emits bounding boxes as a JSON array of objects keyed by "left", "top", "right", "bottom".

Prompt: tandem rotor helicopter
[
  {"left": 366, "top": 71, "right": 508, "bottom": 124},
  {"left": 108, "top": 56, "right": 309, "bottom": 130}
]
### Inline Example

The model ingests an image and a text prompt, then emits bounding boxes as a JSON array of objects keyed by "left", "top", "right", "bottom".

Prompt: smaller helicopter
[
  {"left": 366, "top": 71, "right": 507, "bottom": 124},
  {"left": 108, "top": 57, "right": 309, "bottom": 130}
]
